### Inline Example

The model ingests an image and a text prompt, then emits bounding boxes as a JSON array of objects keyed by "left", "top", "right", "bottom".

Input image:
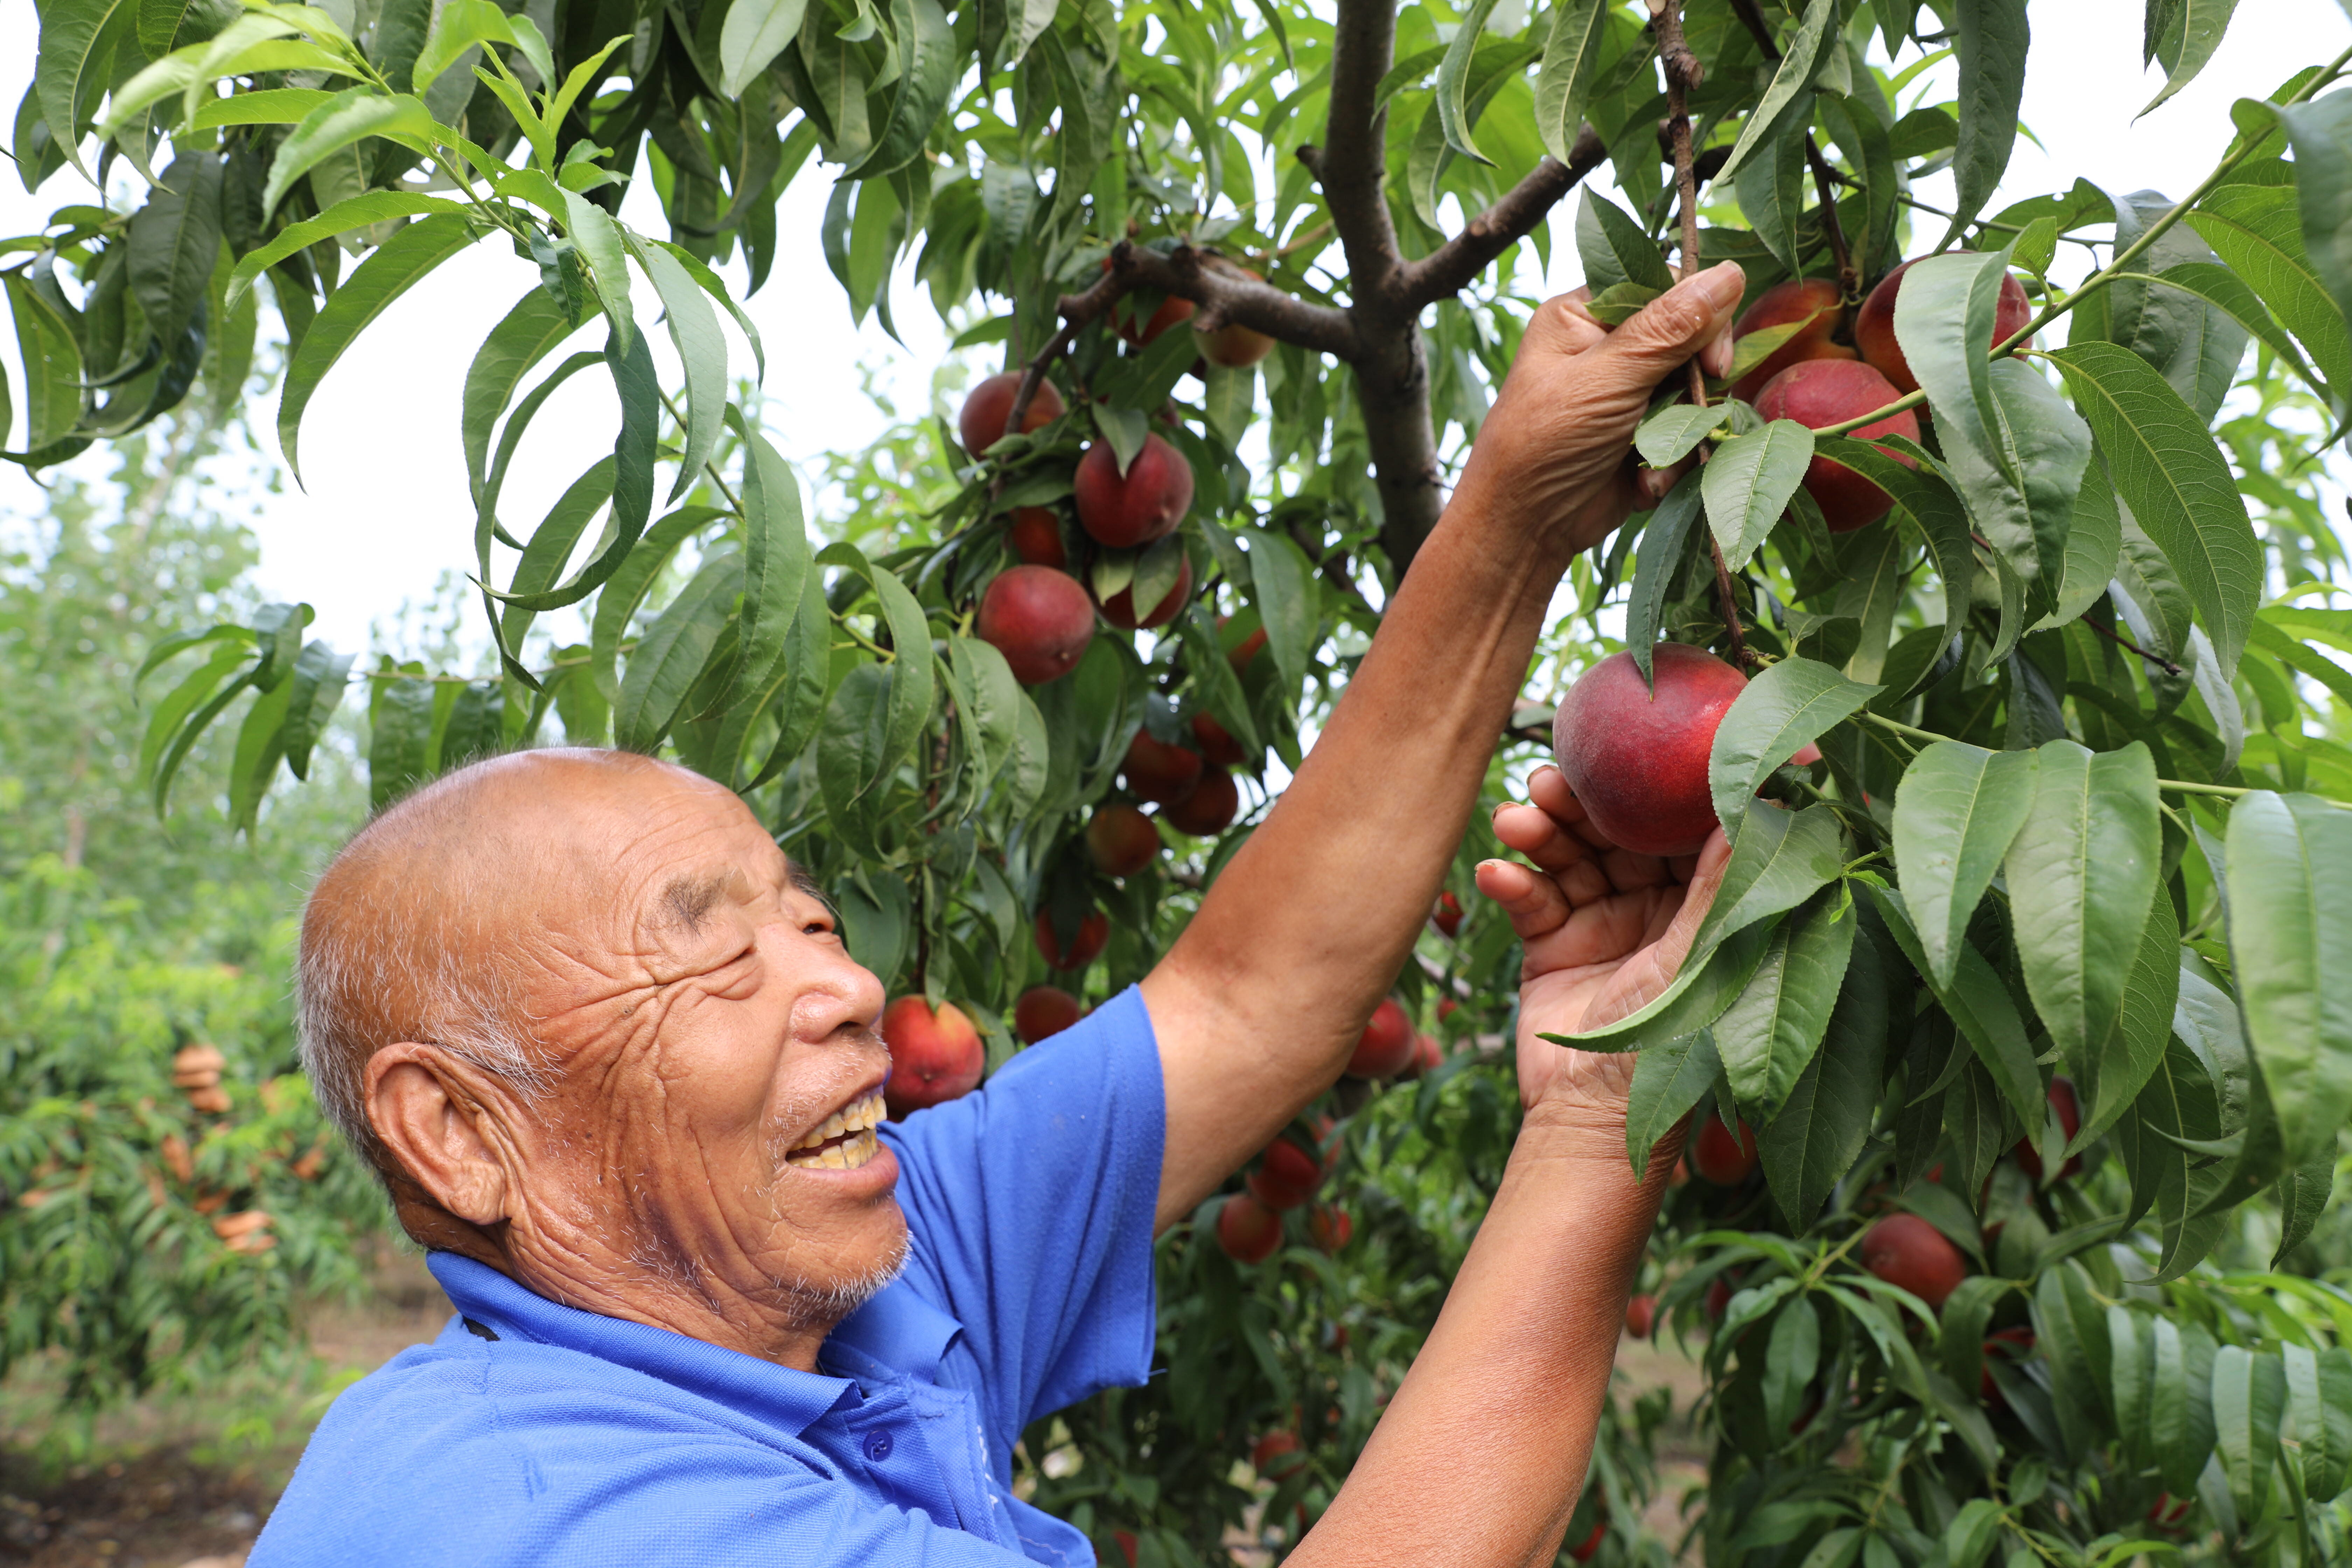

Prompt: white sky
[{"left": 2, "top": 0, "right": 2348, "bottom": 653}]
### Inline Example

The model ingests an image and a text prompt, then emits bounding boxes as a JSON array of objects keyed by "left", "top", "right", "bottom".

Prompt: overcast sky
[{"left": 2, "top": 0, "right": 2348, "bottom": 652}]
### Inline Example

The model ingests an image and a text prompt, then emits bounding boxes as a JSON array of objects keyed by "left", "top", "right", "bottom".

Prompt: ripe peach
[
  {"left": 1248, "top": 1136, "right": 1323, "bottom": 1209},
  {"left": 1854, "top": 254, "right": 2033, "bottom": 394},
  {"left": 1113, "top": 1529, "right": 1139, "bottom": 1568},
  {"left": 1392, "top": 1031, "right": 1444, "bottom": 1081},
  {"left": 1753, "top": 359, "right": 1921, "bottom": 533},
  {"left": 1218, "top": 1192, "right": 1282, "bottom": 1264},
  {"left": 1624, "top": 1293, "right": 1657, "bottom": 1339},
  {"left": 2014, "top": 1076, "right": 2084, "bottom": 1180},
  {"left": 1014, "top": 985, "right": 1085, "bottom": 1044},
  {"left": 1113, "top": 283, "right": 1196, "bottom": 346},
  {"left": 882, "top": 996, "right": 984, "bottom": 1118},
  {"left": 1034, "top": 907, "right": 1110, "bottom": 971},
  {"left": 1728, "top": 278, "right": 1850, "bottom": 402},
  {"left": 1858, "top": 1213, "right": 1968, "bottom": 1312},
  {"left": 1087, "top": 804, "right": 1162, "bottom": 876},
  {"left": 1195, "top": 260, "right": 1275, "bottom": 369},
  {"left": 1190, "top": 712, "right": 1246, "bottom": 767},
  {"left": 1122, "top": 731, "right": 1204, "bottom": 804},
  {"left": 1307, "top": 1203, "right": 1353, "bottom": 1253},
  {"left": 1226, "top": 622, "right": 1267, "bottom": 672},
  {"left": 1431, "top": 891, "right": 1462, "bottom": 938},
  {"left": 1569, "top": 1519, "right": 1606, "bottom": 1562},
  {"left": 1347, "top": 999, "right": 1416, "bottom": 1080},
  {"left": 977, "top": 566, "right": 1095, "bottom": 685},
  {"left": 1552, "top": 644, "right": 1747, "bottom": 857},
  {"left": 1160, "top": 768, "right": 1239, "bottom": 836},
  {"left": 1704, "top": 1275, "right": 1734, "bottom": 1322},
  {"left": 958, "top": 372, "right": 1065, "bottom": 456},
  {"left": 1006, "top": 506, "right": 1067, "bottom": 569},
  {"left": 1250, "top": 1428, "right": 1306, "bottom": 1478},
  {"left": 1097, "top": 554, "right": 1193, "bottom": 630},
  {"left": 2150, "top": 1494, "right": 2193, "bottom": 1531},
  {"left": 1075, "top": 436, "right": 1194, "bottom": 548},
  {"left": 1692, "top": 1118, "right": 1759, "bottom": 1185}
]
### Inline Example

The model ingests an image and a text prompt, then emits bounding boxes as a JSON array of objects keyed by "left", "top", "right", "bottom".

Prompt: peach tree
[{"left": 14, "top": 0, "right": 2352, "bottom": 1560}]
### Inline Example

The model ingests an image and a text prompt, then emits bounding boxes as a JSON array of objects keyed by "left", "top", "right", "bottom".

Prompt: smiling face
[{"left": 328, "top": 751, "right": 908, "bottom": 1367}]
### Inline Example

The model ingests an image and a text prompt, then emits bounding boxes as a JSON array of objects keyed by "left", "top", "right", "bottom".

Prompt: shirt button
[{"left": 864, "top": 1429, "right": 893, "bottom": 1462}]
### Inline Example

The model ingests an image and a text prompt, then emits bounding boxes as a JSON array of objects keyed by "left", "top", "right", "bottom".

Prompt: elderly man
[{"left": 251, "top": 259, "right": 1747, "bottom": 1567}]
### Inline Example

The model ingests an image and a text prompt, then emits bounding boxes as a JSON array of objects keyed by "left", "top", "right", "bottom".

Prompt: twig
[
  {"left": 1395, "top": 131, "right": 1609, "bottom": 307},
  {"left": 1654, "top": 0, "right": 1752, "bottom": 673},
  {"left": 2084, "top": 615, "right": 2184, "bottom": 676},
  {"left": 1722, "top": 0, "right": 1853, "bottom": 294},
  {"left": 1004, "top": 264, "right": 1134, "bottom": 440}
]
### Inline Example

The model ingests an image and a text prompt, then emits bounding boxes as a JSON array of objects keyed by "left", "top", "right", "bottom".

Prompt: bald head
[{"left": 296, "top": 749, "right": 722, "bottom": 1177}]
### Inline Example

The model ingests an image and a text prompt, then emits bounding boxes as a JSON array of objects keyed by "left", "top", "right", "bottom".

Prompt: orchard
[{"left": 10, "top": 0, "right": 2352, "bottom": 1563}]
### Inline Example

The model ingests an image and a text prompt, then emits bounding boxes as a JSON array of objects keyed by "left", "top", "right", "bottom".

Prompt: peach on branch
[
  {"left": 1194, "top": 259, "right": 1275, "bottom": 369},
  {"left": 958, "top": 372, "right": 1065, "bottom": 456},
  {"left": 1006, "top": 506, "right": 1068, "bottom": 569},
  {"left": 1307, "top": 1203, "right": 1353, "bottom": 1254},
  {"left": 1121, "top": 731, "right": 1204, "bottom": 804},
  {"left": 1014, "top": 985, "right": 1085, "bottom": 1044},
  {"left": 1097, "top": 554, "right": 1193, "bottom": 630},
  {"left": 1691, "top": 1118, "right": 1759, "bottom": 1185},
  {"left": 1075, "top": 435, "right": 1194, "bottom": 548},
  {"left": 1431, "top": 891, "right": 1462, "bottom": 938},
  {"left": 1858, "top": 1213, "right": 1968, "bottom": 1312},
  {"left": 1247, "top": 1136, "right": 1323, "bottom": 1209},
  {"left": 1752, "top": 359, "right": 1922, "bottom": 533},
  {"left": 1086, "top": 803, "right": 1162, "bottom": 876},
  {"left": 1853, "top": 255, "right": 2033, "bottom": 394},
  {"left": 882, "top": 996, "right": 984, "bottom": 1118},
  {"left": 1552, "top": 644, "right": 1747, "bottom": 858},
  {"left": 1160, "top": 768, "right": 1239, "bottom": 836},
  {"left": 1624, "top": 1294, "right": 1657, "bottom": 1339},
  {"left": 1190, "top": 712, "right": 1246, "bottom": 768},
  {"left": 2012, "top": 1076, "right": 2084, "bottom": 1181},
  {"left": 1217, "top": 1192, "right": 1282, "bottom": 1264},
  {"left": 1034, "top": 907, "right": 1110, "bottom": 971},
  {"left": 977, "top": 566, "right": 1095, "bottom": 685},
  {"left": 1347, "top": 999, "right": 1416, "bottom": 1080},
  {"left": 1727, "top": 278, "right": 1853, "bottom": 402}
]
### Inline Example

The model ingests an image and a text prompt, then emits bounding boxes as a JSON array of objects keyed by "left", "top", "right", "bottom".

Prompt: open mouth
[{"left": 784, "top": 1090, "right": 885, "bottom": 1170}]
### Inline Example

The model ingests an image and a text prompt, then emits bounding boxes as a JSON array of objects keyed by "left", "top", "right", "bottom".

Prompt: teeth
[{"left": 787, "top": 1097, "right": 885, "bottom": 1165}]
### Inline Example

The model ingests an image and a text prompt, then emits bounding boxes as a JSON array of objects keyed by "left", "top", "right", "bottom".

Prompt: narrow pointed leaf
[
  {"left": 1714, "top": 887, "right": 1856, "bottom": 1121},
  {"left": 2222, "top": 790, "right": 2352, "bottom": 1170},
  {"left": 1707, "top": 658, "right": 1879, "bottom": 842},
  {"left": 1702, "top": 420, "right": 1815, "bottom": 572},
  {"left": 1891, "top": 740, "right": 2038, "bottom": 988}
]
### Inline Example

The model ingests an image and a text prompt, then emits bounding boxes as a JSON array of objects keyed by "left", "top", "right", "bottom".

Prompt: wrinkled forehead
[{"left": 557, "top": 766, "right": 808, "bottom": 945}]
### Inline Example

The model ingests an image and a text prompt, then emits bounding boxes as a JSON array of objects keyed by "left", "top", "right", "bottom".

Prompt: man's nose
[{"left": 774, "top": 924, "right": 887, "bottom": 1042}]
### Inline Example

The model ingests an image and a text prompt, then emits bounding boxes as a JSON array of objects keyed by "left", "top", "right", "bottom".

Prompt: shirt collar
[
  {"left": 826, "top": 1269, "right": 963, "bottom": 1379},
  {"left": 427, "top": 1252, "right": 866, "bottom": 1438}
]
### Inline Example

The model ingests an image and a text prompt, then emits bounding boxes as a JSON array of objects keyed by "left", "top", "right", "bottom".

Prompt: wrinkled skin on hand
[
  {"left": 1451, "top": 262, "right": 1746, "bottom": 559},
  {"left": 1475, "top": 765, "right": 1731, "bottom": 1148}
]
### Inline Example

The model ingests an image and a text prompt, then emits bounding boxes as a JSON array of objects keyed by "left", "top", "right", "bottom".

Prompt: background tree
[{"left": 13, "top": 0, "right": 2352, "bottom": 1562}]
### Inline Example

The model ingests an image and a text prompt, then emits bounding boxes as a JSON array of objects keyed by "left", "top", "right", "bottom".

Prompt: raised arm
[{"left": 1139, "top": 261, "right": 1746, "bottom": 1227}]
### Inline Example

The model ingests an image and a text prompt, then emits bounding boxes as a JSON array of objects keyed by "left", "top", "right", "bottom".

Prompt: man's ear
[{"left": 366, "top": 1045, "right": 515, "bottom": 1227}]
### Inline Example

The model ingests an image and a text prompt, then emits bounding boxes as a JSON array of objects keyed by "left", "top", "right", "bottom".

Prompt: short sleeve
[{"left": 876, "top": 986, "right": 1165, "bottom": 1447}]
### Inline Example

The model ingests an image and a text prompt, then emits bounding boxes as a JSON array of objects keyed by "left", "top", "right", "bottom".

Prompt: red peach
[
  {"left": 1347, "top": 999, "right": 1416, "bottom": 1080},
  {"left": 1728, "top": 278, "right": 1849, "bottom": 402},
  {"left": 1858, "top": 1213, "right": 1969, "bottom": 1312},
  {"left": 1692, "top": 1118, "right": 1759, "bottom": 1185},
  {"left": 1160, "top": 768, "right": 1239, "bottom": 836},
  {"left": 1086, "top": 804, "right": 1162, "bottom": 876},
  {"left": 1248, "top": 1137, "right": 1323, "bottom": 1209},
  {"left": 2014, "top": 1076, "right": 2084, "bottom": 1181},
  {"left": 1624, "top": 1293, "right": 1657, "bottom": 1339},
  {"left": 1552, "top": 644, "right": 1748, "bottom": 857},
  {"left": 1307, "top": 1203, "right": 1353, "bottom": 1253},
  {"left": 1217, "top": 1192, "right": 1282, "bottom": 1264},
  {"left": 1753, "top": 358, "right": 1921, "bottom": 533},
  {"left": 1854, "top": 254, "right": 2033, "bottom": 395},
  {"left": 1034, "top": 907, "right": 1110, "bottom": 971},
  {"left": 1432, "top": 891, "right": 1463, "bottom": 938},
  {"left": 1006, "top": 506, "right": 1067, "bottom": 568},
  {"left": 1074, "top": 436, "right": 1194, "bottom": 548},
  {"left": 1122, "top": 731, "right": 1204, "bottom": 805},
  {"left": 1098, "top": 554, "right": 1193, "bottom": 630},
  {"left": 1195, "top": 260, "right": 1275, "bottom": 369},
  {"left": 1191, "top": 712, "right": 1246, "bottom": 767},
  {"left": 882, "top": 996, "right": 984, "bottom": 1118},
  {"left": 1013, "top": 985, "right": 1085, "bottom": 1045},
  {"left": 958, "top": 372, "right": 1065, "bottom": 456},
  {"left": 978, "top": 566, "right": 1095, "bottom": 685}
]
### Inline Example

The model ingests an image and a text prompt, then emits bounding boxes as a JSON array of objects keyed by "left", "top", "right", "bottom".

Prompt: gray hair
[{"left": 295, "top": 760, "right": 566, "bottom": 1181}]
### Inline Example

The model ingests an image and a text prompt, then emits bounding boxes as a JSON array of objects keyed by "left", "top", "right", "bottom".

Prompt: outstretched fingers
[{"left": 1474, "top": 857, "right": 1571, "bottom": 941}]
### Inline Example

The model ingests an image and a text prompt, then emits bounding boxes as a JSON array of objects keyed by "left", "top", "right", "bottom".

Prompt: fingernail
[{"left": 1666, "top": 260, "right": 1744, "bottom": 313}]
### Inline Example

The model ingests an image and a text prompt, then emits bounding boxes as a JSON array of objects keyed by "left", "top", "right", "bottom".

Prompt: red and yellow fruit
[
  {"left": 1034, "top": 907, "right": 1110, "bottom": 971},
  {"left": 1858, "top": 1213, "right": 1968, "bottom": 1312},
  {"left": 1854, "top": 255, "right": 2033, "bottom": 395},
  {"left": 1191, "top": 712, "right": 1245, "bottom": 767},
  {"left": 1013, "top": 985, "right": 1085, "bottom": 1045},
  {"left": 2013, "top": 1076, "right": 2084, "bottom": 1181},
  {"left": 1086, "top": 804, "right": 1162, "bottom": 877},
  {"left": 1307, "top": 1203, "right": 1353, "bottom": 1253},
  {"left": 1075, "top": 436, "right": 1194, "bottom": 548},
  {"left": 958, "top": 372, "right": 1065, "bottom": 456},
  {"left": 1006, "top": 506, "right": 1067, "bottom": 569},
  {"left": 1248, "top": 1136, "right": 1324, "bottom": 1209},
  {"left": 1727, "top": 278, "right": 1853, "bottom": 402},
  {"left": 1347, "top": 999, "right": 1416, "bottom": 1080},
  {"left": 1195, "top": 260, "right": 1276, "bottom": 369},
  {"left": 1552, "top": 645, "right": 1747, "bottom": 857},
  {"left": 882, "top": 996, "right": 984, "bottom": 1118},
  {"left": 1217, "top": 1191, "right": 1282, "bottom": 1264},
  {"left": 978, "top": 566, "right": 1095, "bottom": 685},
  {"left": 1161, "top": 768, "right": 1239, "bottom": 836},
  {"left": 1692, "top": 1118, "right": 1760, "bottom": 1185},
  {"left": 1752, "top": 359, "right": 1922, "bottom": 533},
  {"left": 1624, "top": 1293, "right": 1657, "bottom": 1339},
  {"left": 1097, "top": 554, "right": 1193, "bottom": 630},
  {"left": 1122, "top": 731, "right": 1205, "bottom": 804}
]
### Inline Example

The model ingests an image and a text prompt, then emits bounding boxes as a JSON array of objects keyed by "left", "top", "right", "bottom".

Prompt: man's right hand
[{"left": 1475, "top": 763, "right": 1730, "bottom": 1141}]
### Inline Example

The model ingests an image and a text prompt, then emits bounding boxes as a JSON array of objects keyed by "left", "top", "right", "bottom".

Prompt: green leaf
[
  {"left": 2046, "top": 341, "right": 2260, "bottom": 676},
  {"left": 1941, "top": 0, "right": 2029, "bottom": 246},
  {"left": 1735, "top": 118, "right": 1811, "bottom": 277},
  {"left": 2141, "top": 0, "right": 2239, "bottom": 114},
  {"left": 2274, "top": 1144, "right": 2335, "bottom": 1266},
  {"left": 35, "top": 0, "right": 127, "bottom": 179},
  {"left": 620, "top": 232, "right": 726, "bottom": 503},
  {"left": 2003, "top": 741, "right": 2162, "bottom": 1081},
  {"left": 1531, "top": 0, "right": 1606, "bottom": 165},
  {"left": 2284, "top": 1344, "right": 2352, "bottom": 1499},
  {"left": 1867, "top": 884, "right": 2043, "bottom": 1131},
  {"left": 277, "top": 212, "right": 477, "bottom": 484},
  {"left": 720, "top": 0, "right": 810, "bottom": 97},
  {"left": 1702, "top": 420, "right": 1815, "bottom": 572},
  {"left": 1249, "top": 528, "right": 1316, "bottom": 696},
  {"left": 5, "top": 275, "right": 86, "bottom": 454},
  {"left": 747, "top": 570, "right": 837, "bottom": 789},
  {"left": 460, "top": 288, "right": 580, "bottom": 505},
  {"left": 1693, "top": 804, "right": 1849, "bottom": 955},
  {"left": 1891, "top": 740, "right": 2038, "bottom": 988},
  {"left": 1713, "top": 0, "right": 1836, "bottom": 183},
  {"left": 735, "top": 427, "right": 812, "bottom": 700},
  {"left": 2127, "top": 259, "right": 2322, "bottom": 405},
  {"left": 2034, "top": 455, "right": 2122, "bottom": 631},
  {"left": 225, "top": 675, "right": 293, "bottom": 833},
  {"left": 139, "top": 636, "right": 251, "bottom": 783},
  {"left": 2273, "top": 89, "right": 2352, "bottom": 342},
  {"left": 491, "top": 460, "right": 615, "bottom": 682},
  {"left": 2185, "top": 181, "right": 2352, "bottom": 397},
  {"left": 125, "top": 153, "right": 223, "bottom": 348},
  {"left": 1707, "top": 658, "right": 1879, "bottom": 842},
  {"left": 1759, "top": 905, "right": 1888, "bottom": 1227},
  {"left": 2223, "top": 790, "right": 2352, "bottom": 1171},
  {"left": 842, "top": 0, "right": 957, "bottom": 179},
  {"left": 2076, "top": 884, "right": 2180, "bottom": 1152},
  {"left": 261, "top": 88, "right": 436, "bottom": 217},
  {"left": 223, "top": 190, "right": 468, "bottom": 310},
  {"left": 280, "top": 639, "right": 354, "bottom": 780},
  {"left": 1814, "top": 438, "right": 1976, "bottom": 643},
  {"left": 1434, "top": 0, "right": 1502, "bottom": 166},
  {"left": 1574, "top": 190, "right": 1674, "bottom": 293},
  {"left": 615, "top": 551, "right": 741, "bottom": 752},
  {"left": 1625, "top": 473, "right": 1704, "bottom": 686},
  {"left": 1761, "top": 1297, "right": 1822, "bottom": 1437},
  {"left": 652, "top": 241, "right": 766, "bottom": 384},
  {"left": 1542, "top": 915, "right": 1780, "bottom": 1053},
  {"left": 817, "top": 541, "right": 936, "bottom": 789},
  {"left": 411, "top": 0, "right": 512, "bottom": 92},
  {"left": 1714, "top": 886, "right": 1856, "bottom": 1122},
  {"left": 1625, "top": 1027, "right": 1720, "bottom": 1180},
  {"left": 817, "top": 661, "right": 896, "bottom": 852},
  {"left": 2150, "top": 1316, "right": 2219, "bottom": 1494},
  {"left": 2076, "top": 192, "right": 2255, "bottom": 421},
  {"left": 367, "top": 666, "right": 433, "bottom": 811},
  {"left": 2031, "top": 1262, "right": 2115, "bottom": 1456},
  {"left": 1636, "top": 404, "right": 1721, "bottom": 470},
  {"left": 587, "top": 505, "right": 720, "bottom": 701},
  {"left": 2212, "top": 1345, "right": 2284, "bottom": 1522}
]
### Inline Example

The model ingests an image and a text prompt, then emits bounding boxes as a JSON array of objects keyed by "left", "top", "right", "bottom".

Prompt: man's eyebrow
[
  {"left": 785, "top": 862, "right": 832, "bottom": 910},
  {"left": 656, "top": 871, "right": 733, "bottom": 933}
]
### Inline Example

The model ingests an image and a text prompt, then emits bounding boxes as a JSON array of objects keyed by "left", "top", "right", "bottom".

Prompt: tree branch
[
  {"left": 1105, "top": 241, "right": 1359, "bottom": 360},
  {"left": 1004, "top": 265, "right": 1137, "bottom": 438},
  {"left": 1395, "top": 127, "right": 1610, "bottom": 309},
  {"left": 1321, "top": 0, "right": 1408, "bottom": 312}
]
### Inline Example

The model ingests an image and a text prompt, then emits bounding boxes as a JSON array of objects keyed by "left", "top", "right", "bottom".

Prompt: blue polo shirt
[{"left": 250, "top": 988, "right": 1165, "bottom": 1567}]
